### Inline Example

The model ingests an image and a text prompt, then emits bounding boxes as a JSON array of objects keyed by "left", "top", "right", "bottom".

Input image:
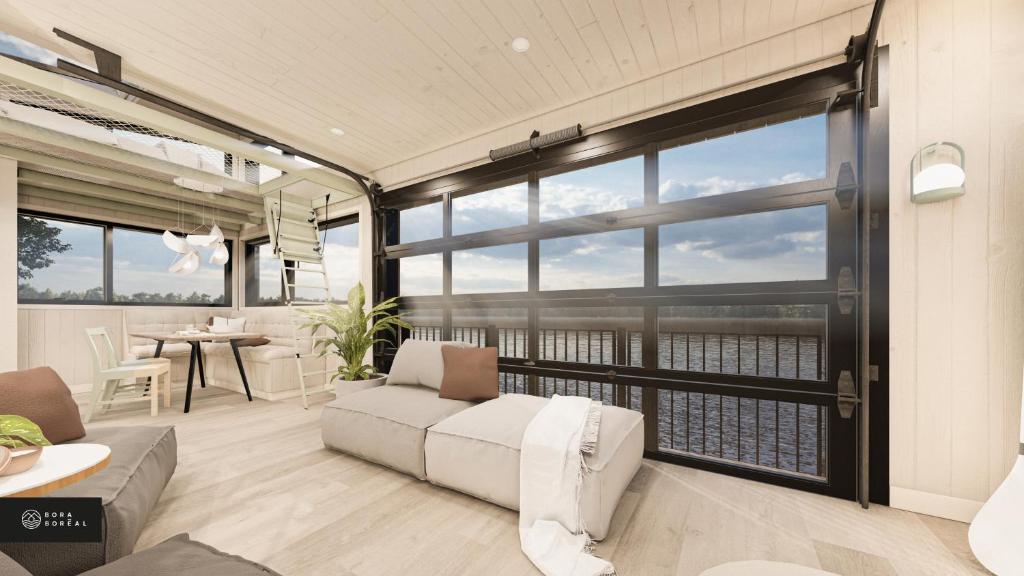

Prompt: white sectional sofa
[
  {"left": 320, "top": 340, "right": 644, "bottom": 541},
  {"left": 123, "top": 307, "right": 330, "bottom": 400}
]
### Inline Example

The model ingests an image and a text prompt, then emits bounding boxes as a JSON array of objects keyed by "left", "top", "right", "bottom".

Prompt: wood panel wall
[{"left": 883, "top": 0, "right": 1023, "bottom": 521}]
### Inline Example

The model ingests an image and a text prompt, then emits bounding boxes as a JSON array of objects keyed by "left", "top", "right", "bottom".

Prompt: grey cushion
[
  {"left": 0, "top": 551, "right": 31, "bottom": 576},
  {"left": 424, "top": 394, "right": 644, "bottom": 541},
  {"left": 321, "top": 384, "right": 474, "bottom": 479},
  {"left": 79, "top": 533, "right": 282, "bottom": 576},
  {"left": 1, "top": 426, "right": 177, "bottom": 576}
]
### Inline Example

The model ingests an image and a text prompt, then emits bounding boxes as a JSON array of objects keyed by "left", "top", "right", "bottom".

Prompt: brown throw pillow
[
  {"left": 0, "top": 367, "right": 85, "bottom": 444},
  {"left": 439, "top": 346, "right": 499, "bottom": 402}
]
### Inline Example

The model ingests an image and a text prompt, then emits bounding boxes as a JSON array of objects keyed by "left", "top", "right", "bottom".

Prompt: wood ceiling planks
[{"left": 1, "top": 0, "right": 872, "bottom": 179}]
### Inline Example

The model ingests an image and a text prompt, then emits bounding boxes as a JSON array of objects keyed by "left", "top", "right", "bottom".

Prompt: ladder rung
[
  {"left": 286, "top": 283, "right": 329, "bottom": 289},
  {"left": 279, "top": 232, "right": 319, "bottom": 243},
  {"left": 285, "top": 267, "right": 325, "bottom": 274},
  {"left": 280, "top": 252, "right": 323, "bottom": 264}
]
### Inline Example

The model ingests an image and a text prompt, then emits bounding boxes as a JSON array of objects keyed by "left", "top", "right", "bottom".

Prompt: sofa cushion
[
  {"left": 131, "top": 343, "right": 193, "bottom": 359},
  {"left": 79, "top": 533, "right": 283, "bottom": 576},
  {"left": 321, "top": 385, "right": 474, "bottom": 479},
  {"left": 424, "top": 394, "right": 643, "bottom": 540},
  {"left": 0, "top": 551, "right": 30, "bottom": 576},
  {"left": 0, "top": 366, "right": 86, "bottom": 444},
  {"left": 0, "top": 426, "right": 178, "bottom": 576},
  {"left": 439, "top": 345, "right": 498, "bottom": 402},
  {"left": 386, "top": 339, "right": 471, "bottom": 390}
]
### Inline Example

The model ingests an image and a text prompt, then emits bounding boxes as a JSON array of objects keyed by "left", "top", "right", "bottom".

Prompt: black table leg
[
  {"left": 184, "top": 342, "right": 198, "bottom": 413},
  {"left": 154, "top": 339, "right": 164, "bottom": 358},
  {"left": 230, "top": 339, "right": 253, "bottom": 402},
  {"left": 196, "top": 342, "right": 207, "bottom": 388}
]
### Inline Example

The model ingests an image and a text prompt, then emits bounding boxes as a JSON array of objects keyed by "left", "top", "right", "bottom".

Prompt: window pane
[
  {"left": 659, "top": 205, "right": 827, "bottom": 286},
  {"left": 452, "top": 243, "right": 527, "bottom": 294},
  {"left": 295, "top": 221, "right": 360, "bottom": 302},
  {"left": 452, "top": 182, "right": 528, "bottom": 235},
  {"left": 113, "top": 229, "right": 226, "bottom": 304},
  {"left": 399, "top": 202, "right": 443, "bottom": 243},
  {"left": 540, "top": 156, "right": 643, "bottom": 221},
  {"left": 17, "top": 215, "right": 104, "bottom": 302},
  {"left": 540, "top": 229, "right": 643, "bottom": 291},
  {"left": 538, "top": 307, "right": 643, "bottom": 367},
  {"left": 399, "top": 253, "right": 442, "bottom": 296},
  {"left": 659, "top": 114, "right": 827, "bottom": 202},
  {"left": 451, "top": 308, "right": 529, "bottom": 359},
  {"left": 401, "top": 307, "right": 444, "bottom": 341},
  {"left": 658, "top": 305, "right": 827, "bottom": 380},
  {"left": 256, "top": 243, "right": 282, "bottom": 304}
]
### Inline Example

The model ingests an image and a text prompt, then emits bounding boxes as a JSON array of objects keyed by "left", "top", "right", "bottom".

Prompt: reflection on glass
[
  {"left": 257, "top": 243, "right": 282, "bottom": 303},
  {"left": 295, "top": 222, "right": 360, "bottom": 302},
  {"left": 452, "top": 243, "right": 527, "bottom": 294},
  {"left": 399, "top": 253, "right": 443, "bottom": 296},
  {"left": 17, "top": 215, "right": 104, "bottom": 302},
  {"left": 452, "top": 182, "right": 528, "bottom": 235},
  {"left": 659, "top": 115, "right": 827, "bottom": 202},
  {"left": 401, "top": 307, "right": 444, "bottom": 341},
  {"left": 537, "top": 307, "right": 643, "bottom": 367},
  {"left": 539, "top": 229, "right": 643, "bottom": 291},
  {"left": 659, "top": 205, "right": 826, "bottom": 286},
  {"left": 399, "top": 202, "right": 443, "bottom": 244},
  {"left": 540, "top": 156, "right": 643, "bottom": 221},
  {"left": 113, "top": 228, "right": 226, "bottom": 304},
  {"left": 657, "top": 305, "right": 827, "bottom": 380},
  {"left": 451, "top": 308, "right": 528, "bottom": 358}
]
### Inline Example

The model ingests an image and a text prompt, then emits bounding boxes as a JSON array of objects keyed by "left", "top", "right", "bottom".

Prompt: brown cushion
[
  {"left": 234, "top": 337, "right": 270, "bottom": 347},
  {"left": 439, "top": 346, "right": 498, "bottom": 402},
  {"left": 0, "top": 367, "right": 85, "bottom": 444}
]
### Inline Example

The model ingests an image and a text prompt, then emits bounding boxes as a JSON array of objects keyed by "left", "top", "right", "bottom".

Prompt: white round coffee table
[{"left": 0, "top": 444, "right": 111, "bottom": 497}]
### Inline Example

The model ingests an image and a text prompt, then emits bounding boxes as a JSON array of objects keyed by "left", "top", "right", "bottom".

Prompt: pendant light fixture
[{"left": 162, "top": 195, "right": 229, "bottom": 274}]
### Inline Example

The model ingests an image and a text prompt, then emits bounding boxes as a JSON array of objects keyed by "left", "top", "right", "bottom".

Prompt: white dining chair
[{"left": 84, "top": 327, "right": 172, "bottom": 422}]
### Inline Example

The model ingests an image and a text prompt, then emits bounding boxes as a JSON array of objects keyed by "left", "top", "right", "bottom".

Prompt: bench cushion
[
  {"left": 0, "top": 426, "right": 177, "bottom": 576},
  {"left": 79, "top": 534, "right": 282, "bottom": 576},
  {"left": 131, "top": 343, "right": 192, "bottom": 359},
  {"left": 424, "top": 394, "right": 643, "bottom": 540},
  {"left": 321, "top": 385, "right": 473, "bottom": 479}
]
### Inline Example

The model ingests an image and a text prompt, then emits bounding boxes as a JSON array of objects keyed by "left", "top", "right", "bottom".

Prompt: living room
[{"left": 0, "top": 1, "right": 1022, "bottom": 575}]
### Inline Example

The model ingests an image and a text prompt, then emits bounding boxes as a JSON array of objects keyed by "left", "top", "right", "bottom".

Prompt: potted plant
[{"left": 299, "top": 282, "right": 410, "bottom": 396}]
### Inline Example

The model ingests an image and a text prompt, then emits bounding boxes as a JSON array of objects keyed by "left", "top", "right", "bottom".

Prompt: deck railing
[{"left": 404, "top": 316, "right": 828, "bottom": 479}]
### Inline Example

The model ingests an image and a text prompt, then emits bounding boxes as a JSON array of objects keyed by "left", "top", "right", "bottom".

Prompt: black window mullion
[{"left": 104, "top": 225, "right": 114, "bottom": 304}]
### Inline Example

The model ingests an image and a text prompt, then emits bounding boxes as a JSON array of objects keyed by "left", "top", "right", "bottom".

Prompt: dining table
[{"left": 128, "top": 331, "right": 265, "bottom": 413}]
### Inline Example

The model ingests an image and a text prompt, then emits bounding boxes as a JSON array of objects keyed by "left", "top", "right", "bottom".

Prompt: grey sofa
[
  {"left": 320, "top": 340, "right": 644, "bottom": 542},
  {"left": 0, "top": 426, "right": 177, "bottom": 576},
  {"left": 1, "top": 534, "right": 282, "bottom": 576}
]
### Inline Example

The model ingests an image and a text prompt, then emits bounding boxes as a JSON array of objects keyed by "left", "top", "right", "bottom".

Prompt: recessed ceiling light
[
  {"left": 329, "top": 127, "right": 345, "bottom": 136},
  {"left": 511, "top": 37, "right": 530, "bottom": 53}
]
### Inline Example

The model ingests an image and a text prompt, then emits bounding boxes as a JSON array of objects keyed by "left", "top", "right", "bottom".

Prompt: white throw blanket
[{"left": 520, "top": 395, "right": 615, "bottom": 576}]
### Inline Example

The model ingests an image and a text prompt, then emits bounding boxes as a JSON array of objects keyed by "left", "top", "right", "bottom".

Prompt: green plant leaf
[{"left": 0, "top": 415, "right": 52, "bottom": 448}]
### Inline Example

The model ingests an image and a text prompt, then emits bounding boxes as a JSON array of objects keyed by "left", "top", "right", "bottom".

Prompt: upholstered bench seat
[
  {"left": 0, "top": 426, "right": 177, "bottom": 576},
  {"left": 321, "top": 384, "right": 474, "bottom": 479},
  {"left": 129, "top": 342, "right": 192, "bottom": 359},
  {"left": 424, "top": 394, "right": 643, "bottom": 541},
  {"left": 78, "top": 534, "right": 282, "bottom": 576}
]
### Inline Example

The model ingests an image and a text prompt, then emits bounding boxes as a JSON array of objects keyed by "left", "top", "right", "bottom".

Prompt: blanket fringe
[{"left": 580, "top": 400, "right": 602, "bottom": 455}]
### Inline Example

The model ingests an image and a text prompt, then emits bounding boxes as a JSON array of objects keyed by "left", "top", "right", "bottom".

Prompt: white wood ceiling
[{"left": 0, "top": 0, "right": 871, "bottom": 180}]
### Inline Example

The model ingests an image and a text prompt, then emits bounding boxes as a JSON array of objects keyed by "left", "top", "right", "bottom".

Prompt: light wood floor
[{"left": 80, "top": 387, "right": 990, "bottom": 576}]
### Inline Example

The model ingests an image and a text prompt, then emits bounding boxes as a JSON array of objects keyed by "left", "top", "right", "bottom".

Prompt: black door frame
[{"left": 377, "top": 61, "right": 889, "bottom": 502}]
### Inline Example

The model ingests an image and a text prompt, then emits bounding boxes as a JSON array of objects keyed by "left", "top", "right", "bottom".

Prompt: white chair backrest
[{"left": 85, "top": 327, "right": 121, "bottom": 372}]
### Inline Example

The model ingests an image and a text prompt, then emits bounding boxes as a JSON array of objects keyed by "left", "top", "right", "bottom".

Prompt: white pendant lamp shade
[
  {"left": 169, "top": 250, "right": 200, "bottom": 275},
  {"left": 162, "top": 230, "right": 191, "bottom": 254},
  {"left": 210, "top": 242, "right": 230, "bottom": 265}
]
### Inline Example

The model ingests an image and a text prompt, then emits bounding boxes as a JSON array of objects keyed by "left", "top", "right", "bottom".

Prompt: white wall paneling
[{"left": 0, "top": 156, "right": 17, "bottom": 372}]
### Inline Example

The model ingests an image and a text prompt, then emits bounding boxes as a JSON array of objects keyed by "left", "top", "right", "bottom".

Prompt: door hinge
[
  {"left": 837, "top": 370, "right": 859, "bottom": 419},
  {"left": 835, "top": 162, "right": 857, "bottom": 210},
  {"left": 838, "top": 266, "right": 856, "bottom": 315}
]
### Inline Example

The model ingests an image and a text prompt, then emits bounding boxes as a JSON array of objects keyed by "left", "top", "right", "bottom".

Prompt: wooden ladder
[{"left": 263, "top": 192, "right": 333, "bottom": 409}]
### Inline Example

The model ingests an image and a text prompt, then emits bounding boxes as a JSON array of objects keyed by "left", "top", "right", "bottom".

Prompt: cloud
[{"left": 0, "top": 32, "right": 58, "bottom": 65}]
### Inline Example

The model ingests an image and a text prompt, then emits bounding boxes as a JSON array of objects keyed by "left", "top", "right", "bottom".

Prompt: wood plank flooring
[{"left": 79, "top": 388, "right": 990, "bottom": 576}]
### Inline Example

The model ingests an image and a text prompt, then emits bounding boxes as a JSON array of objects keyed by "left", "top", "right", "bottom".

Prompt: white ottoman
[{"left": 423, "top": 394, "right": 644, "bottom": 541}]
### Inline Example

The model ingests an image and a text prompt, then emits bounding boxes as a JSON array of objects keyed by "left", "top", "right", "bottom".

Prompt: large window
[
  {"left": 245, "top": 217, "right": 360, "bottom": 305},
  {"left": 17, "top": 215, "right": 104, "bottom": 302},
  {"left": 113, "top": 228, "right": 227, "bottom": 304},
  {"left": 383, "top": 84, "right": 868, "bottom": 500},
  {"left": 17, "top": 212, "right": 232, "bottom": 305}
]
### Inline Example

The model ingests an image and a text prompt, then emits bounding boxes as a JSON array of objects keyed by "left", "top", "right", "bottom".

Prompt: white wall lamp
[{"left": 911, "top": 141, "right": 965, "bottom": 203}]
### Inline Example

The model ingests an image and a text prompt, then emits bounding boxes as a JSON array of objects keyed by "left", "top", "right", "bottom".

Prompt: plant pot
[{"left": 334, "top": 374, "right": 387, "bottom": 397}]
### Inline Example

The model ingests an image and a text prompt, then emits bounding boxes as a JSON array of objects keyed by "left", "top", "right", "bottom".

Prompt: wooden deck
[{"left": 80, "top": 387, "right": 990, "bottom": 576}]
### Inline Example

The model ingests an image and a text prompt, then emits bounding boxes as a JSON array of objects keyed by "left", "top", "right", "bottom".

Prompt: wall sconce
[{"left": 911, "top": 142, "right": 965, "bottom": 203}]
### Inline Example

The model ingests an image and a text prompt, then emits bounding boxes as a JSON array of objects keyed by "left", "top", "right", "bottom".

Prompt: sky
[
  {"left": 398, "top": 114, "right": 828, "bottom": 296},
  {"left": 0, "top": 31, "right": 59, "bottom": 65},
  {"left": 258, "top": 222, "right": 360, "bottom": 302}
]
